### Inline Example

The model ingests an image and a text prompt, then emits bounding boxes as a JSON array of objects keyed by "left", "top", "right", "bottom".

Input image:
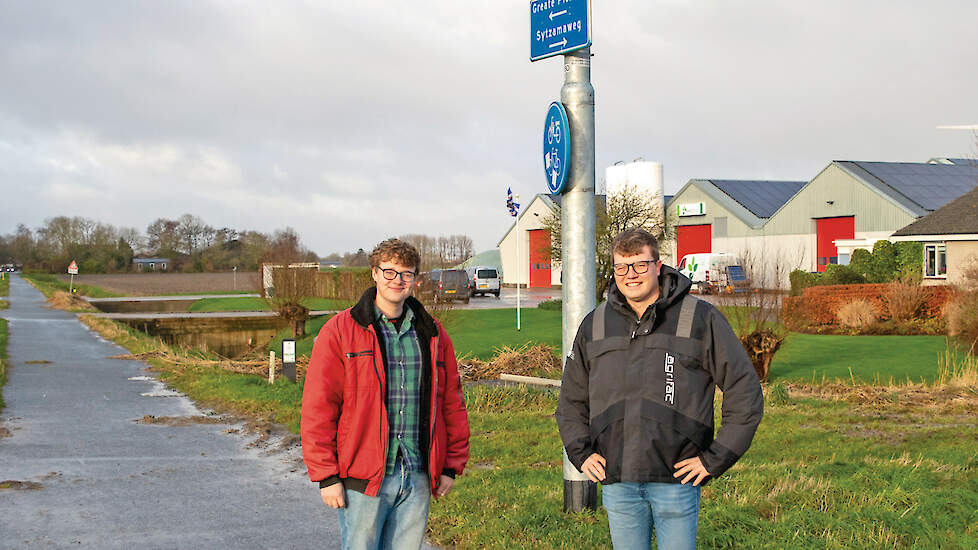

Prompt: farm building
[
  {"left": 666, "top": 160, "right": 978, "bottom": 286},
  {"left": 496, "top": 158, "right": 977, "bottom": 289}
]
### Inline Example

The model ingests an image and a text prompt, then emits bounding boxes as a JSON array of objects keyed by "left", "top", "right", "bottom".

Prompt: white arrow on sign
[
  {"left": 549, "top": 9, "right": 567, "bottom": 20},
  {"left": 549, "top": 37, "right": 568, "bottom": 49}
]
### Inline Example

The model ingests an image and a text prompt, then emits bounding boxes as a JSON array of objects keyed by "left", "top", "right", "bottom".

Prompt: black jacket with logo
[{"left": 556, "top": 265, "right": 763, "bottom": 484}]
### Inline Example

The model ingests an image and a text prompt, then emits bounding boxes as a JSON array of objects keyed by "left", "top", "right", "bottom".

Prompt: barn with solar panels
[{"left": 665, "top": 159, "right": 978, "bottom": 287}]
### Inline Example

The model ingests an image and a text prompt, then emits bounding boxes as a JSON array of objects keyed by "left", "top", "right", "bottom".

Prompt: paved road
[{"left": 0, "top": 276, "right": 436, "bottom": 549}]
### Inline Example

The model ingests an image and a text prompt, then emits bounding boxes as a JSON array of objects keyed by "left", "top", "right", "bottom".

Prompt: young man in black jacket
[{"left": 556, "top": 228, "right": 764, "bottom": 550}]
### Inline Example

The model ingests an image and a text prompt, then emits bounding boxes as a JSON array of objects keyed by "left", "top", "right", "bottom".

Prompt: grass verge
[
  {"left": 0, "top": 318, "right": 7, "bottom": 410},
  {"left": 0, "top": 275, "right": 8, "bottom": 309},
  {"left": 21, "top": 272, "right": 121, "bottom": 298}
]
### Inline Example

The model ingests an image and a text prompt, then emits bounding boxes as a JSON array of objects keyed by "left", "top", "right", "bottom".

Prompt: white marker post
[{"left": 268, "top": 351, "right": 275, "bottom": 384}]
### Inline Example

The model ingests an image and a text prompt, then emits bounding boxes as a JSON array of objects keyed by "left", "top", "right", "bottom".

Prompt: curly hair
[
  {"left": 369, "top": 238, "right": 421, "bottom": 271},
  {"left": 611, "top": 228, "right": 660, "bottom": 261}
]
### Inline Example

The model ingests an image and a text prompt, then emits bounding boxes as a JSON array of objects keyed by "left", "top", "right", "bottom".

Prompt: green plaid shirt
[{"left": 374, "top": 305, "right": 424, "bottom": 474}]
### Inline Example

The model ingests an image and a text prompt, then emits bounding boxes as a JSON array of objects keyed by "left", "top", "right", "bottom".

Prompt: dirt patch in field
[
  {"left": 60, "top": 272, "right": 260, "bottom": 296},
  {"left": 0, "top": 480, "right": 43, "bottom": 490},
  {"left": 134, "top": 415, "right": 226, "bottom": 426},
  {"left": 460, "top": 344, "right": 561, "bottom": 381}
]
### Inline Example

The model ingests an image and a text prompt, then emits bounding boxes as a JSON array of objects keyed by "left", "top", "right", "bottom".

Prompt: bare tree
[
  {"left": 542, "top": 183, "right": 670, "bottom": 297},
  {"left": 722, "top": 245, "right": 804, "bottom": 382}
]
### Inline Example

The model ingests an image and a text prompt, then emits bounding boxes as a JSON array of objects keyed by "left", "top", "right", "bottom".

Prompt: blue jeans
[
  {"left": 337, "top": 457, "right": 431, "bottom": 550},
  {"left": 602, "top": 481, "right": 701, "bottom": 550}
]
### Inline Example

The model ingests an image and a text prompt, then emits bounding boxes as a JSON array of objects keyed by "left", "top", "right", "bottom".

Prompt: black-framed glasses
[
  {"left": 613, "top": 260, "right": 655, "bottom": 277},
  {"left": 377, "top": 267, "right": 417, "bottom": 282}
]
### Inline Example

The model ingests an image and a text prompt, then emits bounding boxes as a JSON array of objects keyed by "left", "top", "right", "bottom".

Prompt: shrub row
[{"left": 782, "top": 283, "right": 952, "bottom": 329}]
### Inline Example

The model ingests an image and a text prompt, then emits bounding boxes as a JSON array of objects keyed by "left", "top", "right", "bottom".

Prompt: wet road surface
[{"left": 0, "top": 276, "right": 437, "bottom": 549}]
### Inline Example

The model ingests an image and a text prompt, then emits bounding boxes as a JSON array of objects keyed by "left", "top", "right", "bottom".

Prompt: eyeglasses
[
  {"left": 377, "top": 267, "right": 417, "bottom": 282},
  {"left": 612, "top": 260, "right": 656, "bottom": 277}
]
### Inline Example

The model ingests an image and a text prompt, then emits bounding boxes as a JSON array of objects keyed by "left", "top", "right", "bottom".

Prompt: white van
[
  {"left": 466, "top": 266, "right": 501, "bottom": 297},
  {"left": 676, "top": 253, "right": 746, "bottom": 293}
]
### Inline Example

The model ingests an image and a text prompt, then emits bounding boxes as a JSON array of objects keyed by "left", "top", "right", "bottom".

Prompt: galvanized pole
[{"left": 560, "top": 46, "right": 597, "bottom": 513}]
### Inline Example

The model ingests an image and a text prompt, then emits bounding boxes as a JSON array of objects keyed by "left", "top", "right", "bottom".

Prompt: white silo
[
  {"left": 603, "top": 161, "right": 628, "bottom": 197},
  {"left": 604, "top": 159, "right": 665, "bottom": 231}
]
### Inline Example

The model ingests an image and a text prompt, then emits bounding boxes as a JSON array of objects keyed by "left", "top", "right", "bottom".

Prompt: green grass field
[
  {"left": 20, "top": 272, "right": 121, "bottom": 298},
  {"left": 188, "top": 296, "right": 351, "bottom": 313},
  {"left": 773, "top": 333, "right": 949, "bottom": 384},
  {"left": 265, "top": 305, "right": 951, "bottom": 384}
]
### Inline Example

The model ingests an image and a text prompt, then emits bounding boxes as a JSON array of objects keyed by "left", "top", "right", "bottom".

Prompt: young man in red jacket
[{"left": 301, "top": 238, "right": 470, "bottom": 550}]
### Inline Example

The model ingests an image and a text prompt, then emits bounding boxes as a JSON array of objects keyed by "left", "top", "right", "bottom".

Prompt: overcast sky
[{"left": 1, "top": 1, "right": 976, "bottom": 256}]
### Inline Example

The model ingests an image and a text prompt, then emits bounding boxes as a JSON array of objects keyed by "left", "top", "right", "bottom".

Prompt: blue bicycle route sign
[
  {"left": 543, "top": 101, "right": 570, "bottom": 194},
  {"left": 529, "top": 0, "right": 591, "bottom": 61}
]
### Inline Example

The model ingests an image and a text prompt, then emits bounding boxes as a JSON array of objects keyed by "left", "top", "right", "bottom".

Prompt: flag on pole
[{"left": 506, "top": 187, "right": 520, "bottom": 217}]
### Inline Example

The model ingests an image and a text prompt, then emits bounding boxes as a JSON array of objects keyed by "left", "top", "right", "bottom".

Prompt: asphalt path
[{"left": 0, "top": 276, "right": 437, "bottom": 549}]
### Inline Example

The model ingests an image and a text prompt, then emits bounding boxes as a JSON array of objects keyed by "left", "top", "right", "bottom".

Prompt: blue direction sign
[
  {"left": 530, "top": 0, "right": 591, "bottom": 61},
  {"left": 543, "top": 102, "right": 570, "bottom": 194}
]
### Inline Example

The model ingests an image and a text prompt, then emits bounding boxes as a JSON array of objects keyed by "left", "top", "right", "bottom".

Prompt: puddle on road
[
  {"left": 134, "top": 415, "right": 225, "bottom": 426},
  {"left": 140, "top": 388, "right": 183, "bottom": 398}
]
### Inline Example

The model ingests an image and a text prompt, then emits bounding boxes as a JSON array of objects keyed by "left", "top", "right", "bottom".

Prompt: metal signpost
[
  {"left": 282, "top": 338, "right": 297, "bottom": 383},
  {"left": 530, "top": 0, "right": 597, "bottom": 513}
]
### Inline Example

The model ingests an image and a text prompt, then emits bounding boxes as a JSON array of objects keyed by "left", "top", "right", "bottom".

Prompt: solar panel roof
[
  {"left": 707, "top": 180, "right": 807, "bottom": 218},
  {"left": 846, "top": 161, "right": 978, "bottom": 212}
]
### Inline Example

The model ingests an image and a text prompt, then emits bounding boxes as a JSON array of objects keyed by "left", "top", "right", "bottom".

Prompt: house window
[
  {"left": 838, "top": 253, "right": 850, "bottom": 265},
  {"left": 924, "top": 244, "right": 946, "bottom": 277}
]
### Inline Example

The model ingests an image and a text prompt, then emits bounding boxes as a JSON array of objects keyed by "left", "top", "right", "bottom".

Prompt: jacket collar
[{"left": 350, "top": 286, "right": 439, "bottom": 338}]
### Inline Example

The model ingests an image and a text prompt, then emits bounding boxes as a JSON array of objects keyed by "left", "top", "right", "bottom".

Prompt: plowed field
[{"left": 56, "top": 272, "right": 261, "bottom": 296}]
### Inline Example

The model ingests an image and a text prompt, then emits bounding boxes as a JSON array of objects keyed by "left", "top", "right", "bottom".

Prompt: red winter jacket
[{"left": 301, "top": 288, "right": 470, "bottom": 497}]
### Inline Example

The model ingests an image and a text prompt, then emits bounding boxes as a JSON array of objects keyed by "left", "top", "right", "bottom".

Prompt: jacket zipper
[
  {"left": 367, "top": 326, "right": 388, "bottom": 486},
  {"left": 429, "top": 335, "right": 439, "bottom": 481}
]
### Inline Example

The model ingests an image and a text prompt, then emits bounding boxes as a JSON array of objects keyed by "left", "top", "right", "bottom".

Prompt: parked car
[
  {"left": 466, "top": 266, "right": 501, "bottom": 297},
  {"left": 676, "top": 252, "right": 748, "bottom": 294},
  {"left": 417, "top": 269, "right": 471, "bottom": 303}
]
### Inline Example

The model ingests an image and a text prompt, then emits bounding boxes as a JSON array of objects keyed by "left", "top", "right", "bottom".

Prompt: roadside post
[
  {"left": 233, "top": 266, "right": 237, "bottom": 290},
  {"left": 282, "top": 338, "right": 297, "bottom": 383},
  {"left": 507, "top": 188, "right": 522, "bottom": 330},
  {"left": 67, "top": 260, "right": 79, "bottom": 294},
  {"left": 530, "top": 0, "right": 597, "bottom": 512},
  {"left": 268, "top": 351, "right": 275, "bottom": 384}
]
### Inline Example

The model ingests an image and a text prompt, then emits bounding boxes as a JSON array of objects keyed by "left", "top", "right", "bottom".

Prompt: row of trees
[
  {"left": 319, "top": 234, "right": 475, "bottom": 271},
  {"left": 0, "top": 215, "right": 318, "bottom": 273}
]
